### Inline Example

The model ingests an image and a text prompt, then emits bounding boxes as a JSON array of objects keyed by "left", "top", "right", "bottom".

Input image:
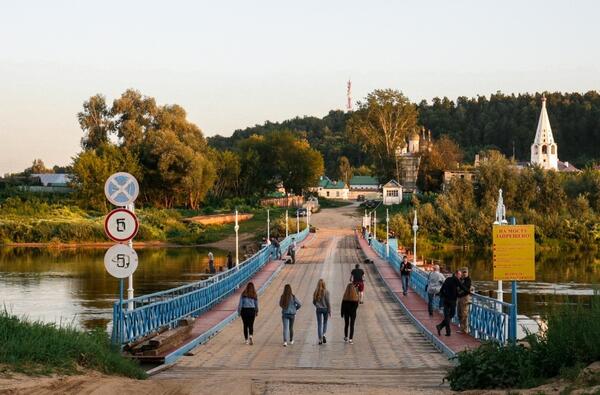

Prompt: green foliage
[
  {"left": 418, "top": 91, "right": 600, "bottom": 167},
  {"left": 237, "top": 131, "right": 324, "bottom": 196},
  {"left": 0, "top": 310, "right": 146, "bottom": 378},
  {"left": 347, "top": 89, "right": 419, "bottom": 181},
  {"left": 446, "top": 295, "right": 600, "bottom": 391}
]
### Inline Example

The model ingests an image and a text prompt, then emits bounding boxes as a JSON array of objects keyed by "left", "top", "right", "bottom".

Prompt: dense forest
[{"left": 209, "top": 91, "right": 600, "bottom": 175}]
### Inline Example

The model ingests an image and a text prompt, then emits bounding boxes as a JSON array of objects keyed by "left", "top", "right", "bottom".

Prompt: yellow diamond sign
[{"left": 493, "top": 225, "right": 535, "bottom": 281}]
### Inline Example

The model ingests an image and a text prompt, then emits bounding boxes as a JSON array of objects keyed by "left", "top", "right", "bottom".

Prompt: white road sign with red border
[{"left": 104, "top": 208, "right": 139, "bottom": 242}]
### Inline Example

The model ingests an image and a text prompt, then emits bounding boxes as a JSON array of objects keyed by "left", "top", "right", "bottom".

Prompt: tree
[
  {"left": 210, "top": 149, "right": 241, "bottom": 199},
  {"left": 417, "top": 135, "right": 463, "bottom": 192},
  {"left": 237, "top": 131, "right": 324, "bottom": 196},
  {"left": 347, "top": 89, "right": 419, "bottom": 181},
  {"left": 29, "top": 159, "right": 52, "bottom": 174},
  {"left": 71, "top": 144, "right": 142, "bottom": 210},
  {"left": 78, "top": 94, "right": 113, "bottom": 150},
  {"left": 338, "top": 156, "right": 352, "bottom": 185},
  {"left": 112, "top": 89, "right": 157, "bottom": 150}
]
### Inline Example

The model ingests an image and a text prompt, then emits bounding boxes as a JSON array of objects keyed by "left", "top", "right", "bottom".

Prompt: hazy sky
[{"left": 1, "top": 0, "right": 599, "bottom": 174}]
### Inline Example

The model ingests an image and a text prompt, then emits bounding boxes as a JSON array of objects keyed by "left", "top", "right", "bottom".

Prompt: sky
[{"left": 1, "top": 0, "right": 599, "bottom": 174}]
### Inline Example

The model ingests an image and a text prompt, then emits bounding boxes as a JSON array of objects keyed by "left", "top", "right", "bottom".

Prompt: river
[
  {"left": 0, "top": 245, "right": 598, "bottom": 331},
  {"left": 0, "top": 246, "right": 227, "bottom": 330}
]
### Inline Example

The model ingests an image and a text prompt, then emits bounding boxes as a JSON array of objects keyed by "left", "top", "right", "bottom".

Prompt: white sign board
[
  {"left": 104, "top": 208, "right": 139, "bottom": 242},
  {"left": 104, "top": 244, "right": 139, "bottom": 278},
  {"left": 104, "top": 172, "right": 139, "bottom": 207}
]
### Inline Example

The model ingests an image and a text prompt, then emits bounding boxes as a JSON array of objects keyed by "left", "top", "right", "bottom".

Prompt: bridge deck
[
  {"left": 156, "top": 228, "right": 452, "bottom": 393},
  {"left": 357, "top": 234, "right": 481, "bottom": 355}
]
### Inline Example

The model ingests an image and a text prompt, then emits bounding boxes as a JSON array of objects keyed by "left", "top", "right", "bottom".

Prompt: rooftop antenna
[{"left": 346, "top": 79, "right": 352, "bottom": 112}]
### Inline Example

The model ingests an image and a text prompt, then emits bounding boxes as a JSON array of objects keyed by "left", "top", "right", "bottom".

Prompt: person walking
[
  {"left": 279, "top": 284, "right": 301, "bottom": 347},
  {"left": 436, "top": 269, "right": 468, "bottom": 337},
  {"left": 457, "top": 267, "right": 473, "bottom": 334},
  {"left": 426, "top": 264, "right": 445, "bottom": 316},
  {"left": 349, "top": 263, "right": 365, "bottom": 304},
  {"left": 313, "top": 279, "right": 331, "bottom": 345},
  {"left": 227, "top": 251, "right": 234, "bottom": 270},
  {"left": 273, "top": 238, "right": 281, "bottom": 260},
  {"left": 341, "top": 283, "right": 360, "bottom": 344},
  {"left": 237, "top": 282, "right": 258, "bottom": 345},
  {"left": 400, "top": 256, "right": 413, "bottom": 296},
  {"left": 288, "top": 237, "right": 297, "bottom": 264},
  {"left": 208, "top": 251, "right": 215, "bottom": 274}
]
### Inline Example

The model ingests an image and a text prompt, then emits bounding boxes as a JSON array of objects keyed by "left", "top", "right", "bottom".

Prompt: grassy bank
[
  {"left": 446, "top": 294, "right": 600, "bottom": 391},
  {"left": 0, "top": 311, "right": 146, "bottom": 378},
  {"left": 0, "top": 196, "right": 291, "bottom": 245}
]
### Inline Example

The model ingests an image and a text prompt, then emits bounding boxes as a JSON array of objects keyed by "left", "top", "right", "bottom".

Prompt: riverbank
[{"left": 0, "top": 311, "right": 146, "bottom": 379}]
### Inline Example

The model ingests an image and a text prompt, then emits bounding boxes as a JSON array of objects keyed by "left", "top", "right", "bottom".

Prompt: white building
[
  {"left": 530, "top": 96, "right": 559, "bottom": 170},
  {"left": 382, "top": 180, "right": 403, "bottom": 205},
  {"left": 314, "top": 176, "right": 349, "bottom": 200}
]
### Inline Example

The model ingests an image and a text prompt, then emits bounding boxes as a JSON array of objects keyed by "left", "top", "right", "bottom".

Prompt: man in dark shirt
[
  {"left": 350, "top": 264, "right": 365, "bottom": 304},
  {"left": 436, "top": 269, "right": 468, "bottom": 336},
  {"left": 399, "top": 256, "right": 413, "bottom": 296}
]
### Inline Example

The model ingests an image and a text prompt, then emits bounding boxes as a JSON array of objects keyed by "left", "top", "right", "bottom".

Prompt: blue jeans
[
  {"left": 282, "top": 314, "right": 295, "bottom": 342},
  {"left": 427, "top": 293, "right": 435, "bottom": 315},
  {"left": 316, "top": 308, "right": 328, "bottom": 339},
  {"left": 401, "top": 275, "right": 410, "bottom": 295}
]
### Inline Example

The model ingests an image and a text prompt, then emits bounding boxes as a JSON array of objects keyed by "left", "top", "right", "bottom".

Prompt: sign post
[
  {"left": 104, "top": 172, "right": 140, "bottom": 343},
  {"left": 285, "top": 210, "right": 289, "bottom": 238},
  {"left": 493, "top": 221, "right": 535, "bottom": 344},
  {"left": 234, "top": 209, "right": 240, "bottom": 266},
  {"left": 386, "top": 208, "right": 390, "bottom": 257}
]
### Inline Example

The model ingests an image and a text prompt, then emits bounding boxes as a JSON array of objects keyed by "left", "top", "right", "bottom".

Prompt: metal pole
[
  {"left": 127, "top": 203, "right": 134, "bottom": 310},
  {"left": 510, "top": 281, "right": 518, "bottom": 344},
  {"left": 235, "top": 209, "right": 239, "bottom": 265},
  {"left": 386, "top": 208, "right": 390, "bottom": 257},
  {"left": 412, "top": 209, "right": 418, "bottom": 266},
  {"left": 119, "top": 278, "right": 124, "bottom": 344},
  {"left": 296, "top": 210, "right": 299, "bottom": 234},
  {"left": 267, "top": 209, "right": 270, "bottom": 241},
  {"left": 373, "top": 209, "right": 377, "bottom": 239},
  {"left": 494, "top": 189, "right": 508, "bottom": 304},
  {"left": 285, "top": 210, "right": 289, "bottom": 238}
]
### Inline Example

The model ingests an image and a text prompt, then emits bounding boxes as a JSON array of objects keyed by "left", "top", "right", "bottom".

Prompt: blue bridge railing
[
  {"left": 112, "top": 227, "right": 310, "bottom": 344},
  {"left": 369, "top": 234, "right": 513, "bottom": 344}
]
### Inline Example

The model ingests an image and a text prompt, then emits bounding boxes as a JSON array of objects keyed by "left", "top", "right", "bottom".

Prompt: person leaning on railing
[
  {"left": 457, "top": 267, "right": 473, "bottom": 334},
  {"left": 426, "top": 265, "right": 445, "bottom": 316}
]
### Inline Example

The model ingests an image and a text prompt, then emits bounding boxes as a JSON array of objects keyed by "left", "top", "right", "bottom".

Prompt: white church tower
[{"left": 530, "top": 95, "right": 558, "bottom": 170}]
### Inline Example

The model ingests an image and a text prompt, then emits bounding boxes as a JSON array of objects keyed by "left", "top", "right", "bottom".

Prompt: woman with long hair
[
  {"left": 237, "top": 282, "right": 258, "bottom": 345},
  {"left": 313, "top": 278, "right": 331, "bottom": 345},
  {"left": 341, "top": 282, "right": 360, "bottom": 344},
  {"left": 279, "top": 283, "right": 302, "bottom": 347}
]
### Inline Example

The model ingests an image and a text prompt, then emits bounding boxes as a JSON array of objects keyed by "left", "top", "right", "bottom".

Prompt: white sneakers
[
  {"left": 283, "top": 342, "right": 287, "bottom": 347},
  {"left": 290, "top": 340, "right": 294, "bottom": 345},
  {"left": 249, "top": 336, "right": 253, "bottom": 345},
  {"left": 348, "top": 339, "right": 354, "bottom": 344}
]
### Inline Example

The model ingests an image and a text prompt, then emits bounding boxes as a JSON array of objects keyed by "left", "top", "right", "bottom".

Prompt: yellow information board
[{"left": 492, "top": 225, "right": 535, "bottom": 281}]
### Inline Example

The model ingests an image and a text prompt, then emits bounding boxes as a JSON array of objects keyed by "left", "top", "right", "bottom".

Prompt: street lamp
[
  {"left": 386, "top": 208, "right": 390, "bottom": 257},
  {"left": 412, "top": 209, "right": 418, "bottom": 266},
  {"left": 285, "top": 210, "right": 289, "bottom": 238},
  {"left": 296, "top": 209, "right": 299, "bottom": 234},
  {"left": 493, "top": 189, "right": 508, "bottom": 302},
  {"left": 267, "top": 209, "right": 270, "bottom": 242},
  {"left": 234, "top": 208, "right": 240, "bottom": 266}
]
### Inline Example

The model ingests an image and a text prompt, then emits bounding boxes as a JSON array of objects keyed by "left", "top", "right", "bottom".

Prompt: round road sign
[
  {"left": 104, "top": 244, "right": 139, "bottom": 278},
  {"left": 104, "top": 208, "right": 139, "bottom": 242},
  {"left": 104, "top": 172, "right": 139, "bottom": 207}
]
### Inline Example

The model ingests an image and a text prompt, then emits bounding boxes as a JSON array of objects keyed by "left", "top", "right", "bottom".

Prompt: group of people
[
  {"left": 428, "top": 266, "right": 472, "bottom": 337},
  {"left": 236, "top": 263, "right": 367, "bottom": 347}
]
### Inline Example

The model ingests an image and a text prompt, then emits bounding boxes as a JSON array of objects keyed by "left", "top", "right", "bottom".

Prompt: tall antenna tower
[{"left": 346, "top": 79, "right": 352, "bottom": 112}]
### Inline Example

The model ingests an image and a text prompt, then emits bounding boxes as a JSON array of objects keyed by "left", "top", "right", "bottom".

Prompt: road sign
[
  {"left": 493, "top": 225, "right": 535, "bottom": 281},
  {"left": 104, "top": 244, "right": 139, "bottom": 278},
  {"left": 104, "top": 208, "right": 139, "bottom": 242},
  {"left": 104, "top": 172, "right": 139, "bottom": 207}
]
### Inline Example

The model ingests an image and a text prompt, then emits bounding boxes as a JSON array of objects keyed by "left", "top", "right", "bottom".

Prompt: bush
[
  {"left": 0, "top": 310, "right": 146, "bottom": 378},
  {"left": 446, "top": 294, "right": 600, "bottom": 391}
]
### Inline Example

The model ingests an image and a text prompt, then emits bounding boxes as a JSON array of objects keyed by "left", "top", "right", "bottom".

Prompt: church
[{"left": 530, "top": 95, "right": 579, "bottom": 172}]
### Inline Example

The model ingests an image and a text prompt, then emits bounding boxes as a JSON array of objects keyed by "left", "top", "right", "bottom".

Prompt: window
[
  {"left": 336, "top": 191, "right": 340, "bottom": 197},
  {"left": 542, "top": 145, "right": 548, "bottom": 154},
  {"left": 386, "top": 189, "right": 399, "bottom": 197},
  {"left": 551, "top": 145, "right": 556, "bottom": 154},
  {"left": 326, "top": 191, "right": 330, "bottom": 197}
]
